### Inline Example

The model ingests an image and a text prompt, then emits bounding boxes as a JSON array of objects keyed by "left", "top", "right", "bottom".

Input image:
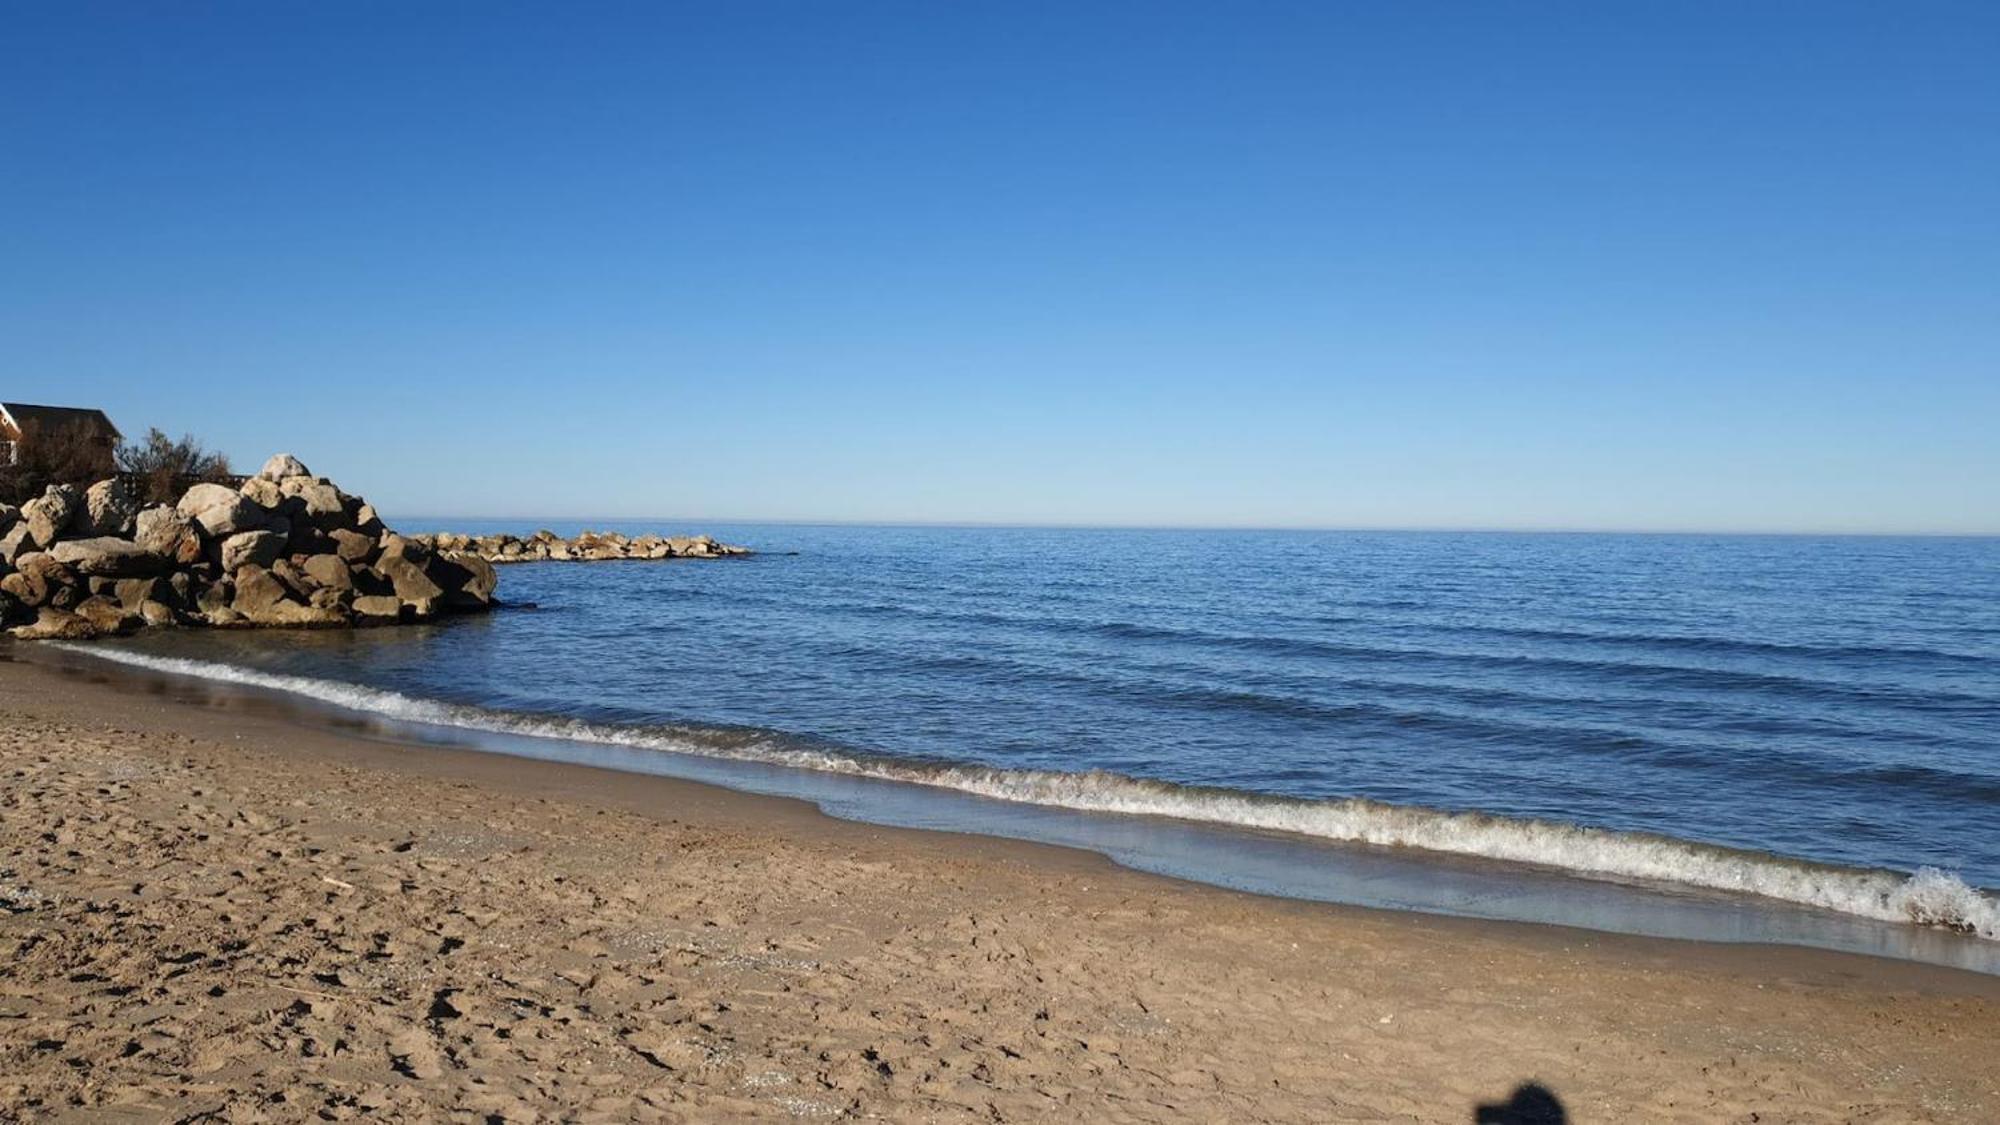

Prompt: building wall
[{"left": 0, "top": 415, "right": 118, "bottom": 475}]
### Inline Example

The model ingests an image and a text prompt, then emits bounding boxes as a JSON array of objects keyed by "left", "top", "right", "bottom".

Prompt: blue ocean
[{"left": 69, "top": 526, "right": 2000, "bottom": 962}]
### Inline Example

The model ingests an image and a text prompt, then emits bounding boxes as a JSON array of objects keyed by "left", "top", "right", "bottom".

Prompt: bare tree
[
  {"left": 1, "top": 419, "right": 119, "bottom": 504},
  {"left": 116, "top": 428, "right": 235, "bottom": 503}
]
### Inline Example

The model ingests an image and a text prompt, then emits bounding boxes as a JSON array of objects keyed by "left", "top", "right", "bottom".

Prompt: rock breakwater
[
  {"left": 429, "top": 530, "right": 750, "bottom": 564},
  {"left": 1, "top": 454, "right": 497, "bottom": 639}
]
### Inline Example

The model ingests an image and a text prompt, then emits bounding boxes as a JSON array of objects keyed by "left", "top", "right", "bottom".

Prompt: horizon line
[{"left": 383, "top": 514, "right": 2000, "bottom": 539}]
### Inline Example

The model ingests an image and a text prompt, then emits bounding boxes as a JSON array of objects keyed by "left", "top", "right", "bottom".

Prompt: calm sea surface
[{"left": 83, "top": 525, "right": 2000, "bottom": 949}]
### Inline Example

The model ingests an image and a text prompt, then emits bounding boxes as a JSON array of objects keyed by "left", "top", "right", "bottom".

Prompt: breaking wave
[{"left": 58, "top": 643, "right": 2000, "bottom": 942}]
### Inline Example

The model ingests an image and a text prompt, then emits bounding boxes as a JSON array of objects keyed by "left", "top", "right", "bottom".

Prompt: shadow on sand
[{"left": 1475, "top": 1083, "right": 1567, "bottom": 1124}]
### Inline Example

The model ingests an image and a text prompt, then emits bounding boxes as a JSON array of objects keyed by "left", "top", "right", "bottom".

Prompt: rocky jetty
[
  {"left": 0, "top": 454, "right": 496, "bottom": 639},
  {"left": 432, "top": 529, "right": 750, "bottom": 564}
]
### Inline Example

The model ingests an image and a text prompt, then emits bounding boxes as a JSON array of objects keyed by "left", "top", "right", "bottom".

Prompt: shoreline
[
  {"left": 4, "top": 650, "right": 2000, "bottom": 1120},
  {"left": 33, "top": 636, "right": 2000, "bottom": 973}
]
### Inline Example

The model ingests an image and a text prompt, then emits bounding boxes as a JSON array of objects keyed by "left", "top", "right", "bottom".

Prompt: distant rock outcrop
[
  {"left": 429, "top": 530, "right": 750, "bottom": 564},
  {"left": 1, "top": 453, "right": 497, "bottom": 639}
]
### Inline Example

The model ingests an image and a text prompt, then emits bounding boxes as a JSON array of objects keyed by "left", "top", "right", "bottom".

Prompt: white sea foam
[{"left": 55, "top": 643, "right": 2000, "bottom": 941}]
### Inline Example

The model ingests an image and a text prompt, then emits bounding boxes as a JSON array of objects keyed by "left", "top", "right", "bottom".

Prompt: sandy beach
[{"left": 2, "top": 653, "right": 1997, "bottom": 1123}]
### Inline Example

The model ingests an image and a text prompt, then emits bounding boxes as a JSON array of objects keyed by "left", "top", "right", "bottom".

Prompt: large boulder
[
  {"left": 270, "top": 558, "right": 322, "bottom": 602},
  {"left": 374, "top": 552, "right": 444, "bottom": 615},
  {"left": 430, "top": 553, "right": 498, "bottom": 609},
  {"left": 230, "top": 564, "right": 342, "bottom": 627},
  {"left": 229, "top": 565, "right": 286, "bottom": 618},
  {"left": 351, "top": 594, "right": 403, "bottom": 622},
  {"left": 189, "top": 492, "right": 272, "bottom": 538},
  {"left": 195, "top": 577, "right": 233, "bottom": 618},
  {"left": 349, "top": 565, "right": 394, "bottom": 599},
  {"left": 278, "top": 476, "right": 348, "bottom": 525},
  {"left": 0, "top": 552, "right": 79, "bottom": 608},
  {"left": 175, "top": 481, "right": 240, "bottom": 518},
  {"left": 256, "top": 453, "right": 311, "bottom": 481},
  {"left": 461, "top": 553, "right": 497, "bottom": 600},
  {"left": 0, "top": 521, "right": 35, "bottom": 566},
  {"left": 239, "top": 476, "right": 291, "bottom": 512},
  {"left": 219, "top": 529, "right": 286, "bottom": 572},
  {"left": 73, "top": 595, "right": 138, "bottom": 636},
  {"left": 80, "top": 477, "right": 143, "bottom": 537},
  {"left": 113, "top": 576, "right": 171, "bottom": 611},
  {"left": 22, "top": 485, "right": 82, "bottom": 547},
  {"left": 133, "top": 506, "right": 204, "bottom": 566},
  {"left": 8, "top": 606, "right": 98, "bottom": 640},
  {"left": 301, "top": 553, "right": 355, "bottom": 591},
  {"left": 328, "top": 528, "right": 378, "bottom": 564},
  {"left": 48, "top": 537, "right": 169, "bottom": 578},
  {"left": 376, "top": 532, "right": 427, "bottom": 565}
]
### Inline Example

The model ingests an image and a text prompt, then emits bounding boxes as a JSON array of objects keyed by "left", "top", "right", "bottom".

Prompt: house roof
[{"left": 0, "top": 403, "right": 122, "bottom": 441}]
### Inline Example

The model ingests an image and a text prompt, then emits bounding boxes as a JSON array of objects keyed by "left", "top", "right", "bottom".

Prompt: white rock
[{"left": 257, "top": 452, "right": 312, "bottom": 481}]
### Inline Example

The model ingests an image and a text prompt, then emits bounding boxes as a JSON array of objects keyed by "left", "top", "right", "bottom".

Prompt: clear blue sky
[{"left": 3, "top": 3, "right": 1995, "bottom": 532}]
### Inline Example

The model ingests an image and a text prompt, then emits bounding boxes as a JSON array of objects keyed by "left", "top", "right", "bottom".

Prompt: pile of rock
[
  {"left": 432, "top": 529, "right": 750, "bottom": 564},
  {"left": 1, "top": 454, "right": 496, "bottom": 640}
]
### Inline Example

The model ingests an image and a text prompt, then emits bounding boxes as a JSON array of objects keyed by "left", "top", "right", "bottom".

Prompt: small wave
[
  {"left": 633, "top": 591, "right": 1997, "bottom": 712},
  {"left": 55, "top": 643, "right": 2000, "bottom": 942},
  {"left": 1435, "top": 620, "right": 1997, "bottom": 671},
  {"left": 856, "top": 605, "right": 1994, "bottom": 711}
]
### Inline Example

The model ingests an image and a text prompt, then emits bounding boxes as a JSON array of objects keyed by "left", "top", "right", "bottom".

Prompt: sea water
[{"left": 61, "top": 526, "right": 2000, "bottom": 967}]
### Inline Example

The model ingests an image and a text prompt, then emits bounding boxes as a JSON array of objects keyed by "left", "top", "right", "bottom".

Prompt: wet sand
[{"left": 2, "top": 654, "right": 1997, "bottom": 1122}]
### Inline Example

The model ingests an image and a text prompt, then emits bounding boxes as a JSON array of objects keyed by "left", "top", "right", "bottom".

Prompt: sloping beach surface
[{"left": 4, "top": 658, "right": 1997, "bottom": 1122}]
